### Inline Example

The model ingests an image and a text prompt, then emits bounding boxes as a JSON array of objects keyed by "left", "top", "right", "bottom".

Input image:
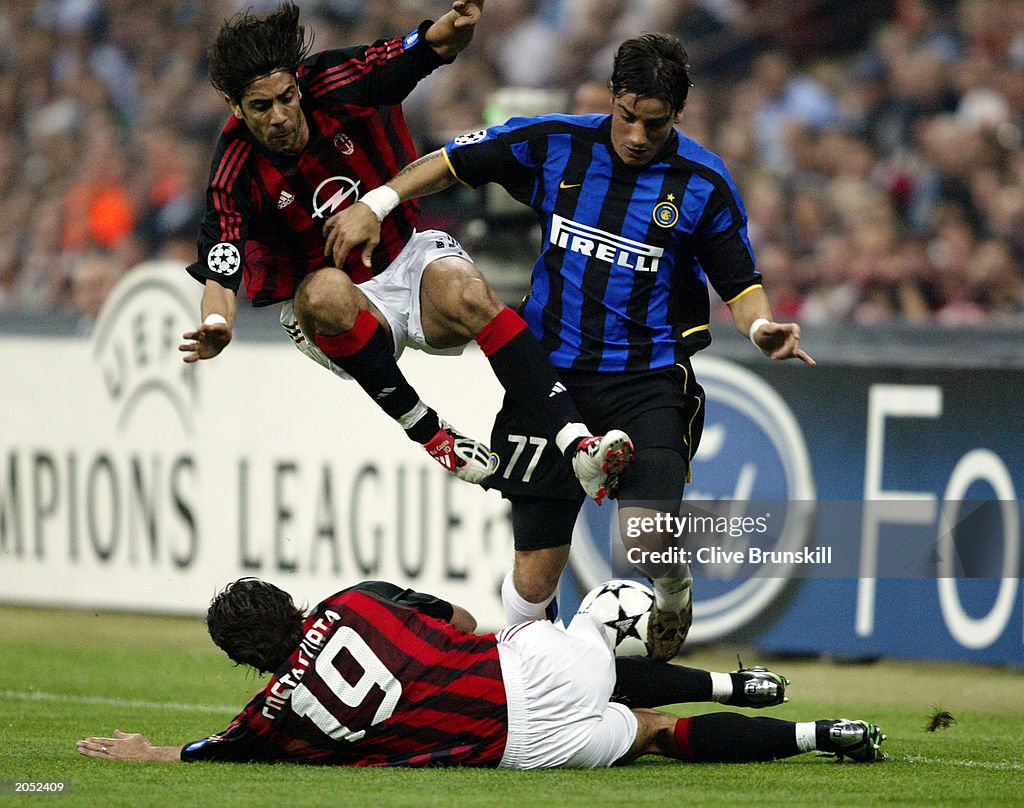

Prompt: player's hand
[
  {"left": 77, "top": 730, "right": 154, "bottom": 761},
  {"left": 179, "top": 321, "right": 232, "bottom": 362},
  {"left": 322, "top": 203, "right": 381, "bottom": 269},
  {"left": 753, "top": 321, "right": 815, "bottom": 365},
  {"left": 451, "top": 0, "right": 483, "bottom": 27}
]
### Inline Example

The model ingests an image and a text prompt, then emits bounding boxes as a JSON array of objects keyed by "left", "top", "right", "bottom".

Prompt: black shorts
[{"left": 485, "top": 361, "right": 706, "bottom": 504}]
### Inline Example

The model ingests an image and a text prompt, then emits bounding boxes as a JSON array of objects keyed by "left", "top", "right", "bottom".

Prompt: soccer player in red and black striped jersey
[
  {"left": 77, "top": 578, "right": 885, "bottom": 767},
  {"left": 178, "top": 1, "right": 633, "bottom": 501}
]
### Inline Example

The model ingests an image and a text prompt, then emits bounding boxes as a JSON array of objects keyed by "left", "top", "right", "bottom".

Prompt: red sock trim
[
  {"left": 314, "top": 310, "right": 380, "bottom": 359},
  {"left": 475, "top": 307, "right": 527, "bottom": 357},
  {"left": 673, "top": 717, "right": 694, "bottom": 761}
]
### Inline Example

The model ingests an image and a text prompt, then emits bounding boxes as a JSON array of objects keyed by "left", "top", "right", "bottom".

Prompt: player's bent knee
[
  {"left": 513, "top": 578, "right": 558, "bottom": 605},
  {"left": 295, "top": 268, "right": 361, "bottom": 331},
  {"left": 616, "top": 709, "right": 676, "bottom": 764},
  {"left": 457, "top": 276, "right": 503, "bottom": 324},
  {"left": 423, "top": 260, "right": 501, "bottom": 331},
  {"left": 512, "top": 562, "right": 562, "bottom": 604}
]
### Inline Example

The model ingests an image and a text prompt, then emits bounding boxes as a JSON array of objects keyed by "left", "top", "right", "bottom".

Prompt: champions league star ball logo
[
  {"left": 453, "top": 130, "right": 487, "bottom": 146},
  {"left": 207, "top": 242, "right": 240, "bottom": 276},
  {"left": 569, "top": 356, "right": 816, "bottom": 641}
]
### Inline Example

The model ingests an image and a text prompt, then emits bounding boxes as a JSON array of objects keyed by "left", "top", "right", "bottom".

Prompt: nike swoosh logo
[{"left": 559, "top": 181, "right": 582, "bottom": 189}]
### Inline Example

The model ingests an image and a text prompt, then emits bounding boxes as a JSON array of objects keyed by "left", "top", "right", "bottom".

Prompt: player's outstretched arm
[
  {"left": 727, "top": 286, "right": 815, "bottom": 366},
  {"left": 323, "top": 149, "right": 458, "bottom": 268},
  {"left": 77, "top": 730, "right": 184, "bottom": 762},
  {"left": 426, "top": 1, "right": 484, "bottom": 59},
  {"left": 179, "top": 279, "right": 236, "bottom": 363}
]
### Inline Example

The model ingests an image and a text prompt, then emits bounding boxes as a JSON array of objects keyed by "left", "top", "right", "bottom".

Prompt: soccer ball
[{"left": 576, "top": 579, "right": 654, "bottom": 657}]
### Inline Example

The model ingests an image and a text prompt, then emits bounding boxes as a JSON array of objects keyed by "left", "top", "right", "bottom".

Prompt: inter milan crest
[{"left": 653, "top": 194, "right": 680, "bottom": 229}]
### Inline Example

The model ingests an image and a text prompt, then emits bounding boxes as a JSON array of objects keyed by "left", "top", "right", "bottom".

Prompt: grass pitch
[{"left": 0, "top": 605, "right": 1021, "bottom": 808}]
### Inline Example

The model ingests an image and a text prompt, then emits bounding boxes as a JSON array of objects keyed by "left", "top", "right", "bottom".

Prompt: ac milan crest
[{"left": 334, "top": 133, "right": 355, "bottom": 155}]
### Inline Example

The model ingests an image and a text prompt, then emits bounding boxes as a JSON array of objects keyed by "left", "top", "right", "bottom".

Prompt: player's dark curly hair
[
  {"left": 610, "top": 33, "right": 693, "bottom": 112},
  {"left": 208, "top": 2, "right": 314, "bottom": 103},
  {"left": 206, "top": 578, "right": 306, "bottom": 675}
]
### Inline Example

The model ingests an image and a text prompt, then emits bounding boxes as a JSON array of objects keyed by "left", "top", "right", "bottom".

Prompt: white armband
[
  {"left": 203, "top": 313, "right": 228, "bottom": 327},
  {"left": 359, "top": 186, "right": 401, "bottom": 222},
  {"left": 749, "top": 317, "right": 770, "bottom": 348}
]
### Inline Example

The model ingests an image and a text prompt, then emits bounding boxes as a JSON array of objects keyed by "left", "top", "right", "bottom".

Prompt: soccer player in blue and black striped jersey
[{"left": 329, "top": 33, "right": 815, "bottom": 659}]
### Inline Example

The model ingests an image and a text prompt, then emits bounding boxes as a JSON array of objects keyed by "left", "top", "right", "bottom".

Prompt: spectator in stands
[
  {"left": 71, "top": 251, "right": 123, "bottom": 334},
  {"left": 0, "top": 0, "right": 1021, "bottom": 324}
]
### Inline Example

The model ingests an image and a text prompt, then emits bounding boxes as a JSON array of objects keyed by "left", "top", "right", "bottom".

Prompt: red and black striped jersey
[
  {"left": 181, "top": 582, "right": 508, "bottom": 767},
  {"left": 186, "top": 23, "right": 449, "bottom": 306}
]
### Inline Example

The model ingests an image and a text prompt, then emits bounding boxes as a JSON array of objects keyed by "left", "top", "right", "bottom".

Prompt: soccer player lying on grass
[{"left": 77, "top": 579, "right": 885, "bottom": 767}]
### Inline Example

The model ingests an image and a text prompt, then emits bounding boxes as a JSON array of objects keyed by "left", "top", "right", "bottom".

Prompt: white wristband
[
  {"left": 359, "top": 186, "right": 401, "bottom": 222},
  {"left": 749, "top": 317, "right": 770, "bottom": 348},
  {"left": 203, "top": 313, "right": 228, "bottom": 327}
]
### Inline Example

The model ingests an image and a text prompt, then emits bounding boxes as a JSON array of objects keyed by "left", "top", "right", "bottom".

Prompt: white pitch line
[
  {"left": 1, "top": 689, "right": 238, "bottom": 715},
  {"left": 898, "top": 754, "right": 1024, "bottom": 772}
]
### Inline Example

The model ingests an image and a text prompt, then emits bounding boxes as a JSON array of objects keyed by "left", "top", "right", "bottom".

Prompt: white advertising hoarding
[{"left": 0, "top": 263, "right": 512, "bottom": 627}]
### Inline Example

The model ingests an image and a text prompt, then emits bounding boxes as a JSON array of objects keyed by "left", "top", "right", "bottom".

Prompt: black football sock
[
  {"left": 674, "top": 714, "right": 801, "bottom": 762},
  {"left": 315, "top": 310, "right": 439, "bottom": 445},
  {"left": 475, "top": 308, "right": 589, "bottom": 454},
  {"left": 612, "top": 657, "right": 712, "bottom": 707}
]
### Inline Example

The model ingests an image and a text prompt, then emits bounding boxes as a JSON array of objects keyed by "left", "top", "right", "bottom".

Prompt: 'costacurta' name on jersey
[{"left": 444, "top": 112, "right": 760, "bottom": 372}]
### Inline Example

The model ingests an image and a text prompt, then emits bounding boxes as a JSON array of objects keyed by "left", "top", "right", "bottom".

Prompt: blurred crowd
[{"left": 1, "top": 0, "right": 1021, "bottom": 327}]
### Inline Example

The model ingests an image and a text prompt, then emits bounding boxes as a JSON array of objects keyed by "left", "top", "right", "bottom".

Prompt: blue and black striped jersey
[{"left": 444, "top": 114, "right": 762, "bottom": 371}]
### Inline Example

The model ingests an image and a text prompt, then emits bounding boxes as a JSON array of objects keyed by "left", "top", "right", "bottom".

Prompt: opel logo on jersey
[
  {"left": 312, "top": 176, "right": 362, "bottom": 219},
  {"left": 549, "top": 214, "right": 664, "bottom": 273},
  {"left": 653, "top": 199, "right": 680, "bottom": 229},
  {"left": 333, "top": 133, "right": 355, "bottom": 155},
  {"left": 207, "top": 242, "right": 241, "bottom": 275}
]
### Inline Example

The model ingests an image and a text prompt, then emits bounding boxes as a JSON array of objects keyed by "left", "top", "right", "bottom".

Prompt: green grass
[{"left": 0, "top": 606, "right": 1021, "bottom": 807}]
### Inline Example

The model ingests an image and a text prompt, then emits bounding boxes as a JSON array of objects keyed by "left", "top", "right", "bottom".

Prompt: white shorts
[
  {"left": 496, "top": 615, "right": 638, "bottom": 769},
  {"left": 279, "top": 229, "right": 472, "bottom": 379}
]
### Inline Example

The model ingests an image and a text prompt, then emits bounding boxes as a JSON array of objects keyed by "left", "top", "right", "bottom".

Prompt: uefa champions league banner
[
  {"left": 0, "top": 262, "right": 513, "bottom": 629},
  {"left": 0, "top": 262, "right": 1021, "bottom": 664}
]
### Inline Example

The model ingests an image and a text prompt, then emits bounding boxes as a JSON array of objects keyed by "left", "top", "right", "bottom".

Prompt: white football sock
[
  {"left": 795, "top": 722, "right": 818, "bottom": 753},
  {"left": 709, "top": 671, "right": 733, "bottom": 702},
  {"left": 653, "top": 573, "right": 692, "bottom": 612},
  {"left": 501, "top": 570, "right": 553, "bottom": 625},
  {"left": 555, "top": 422, "right": 590, "bottom": 454},
  {"left": 397, "top": 400, "right": 430, "bottom": 430}
]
